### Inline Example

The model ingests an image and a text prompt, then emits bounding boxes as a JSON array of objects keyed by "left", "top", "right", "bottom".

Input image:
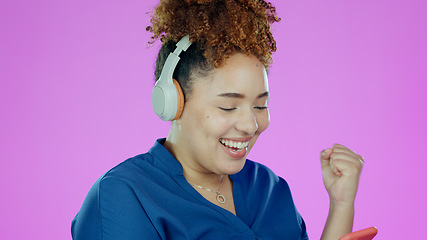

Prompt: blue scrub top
[{"left": 71, "top": 139, "right": 308, "bottom": 240}]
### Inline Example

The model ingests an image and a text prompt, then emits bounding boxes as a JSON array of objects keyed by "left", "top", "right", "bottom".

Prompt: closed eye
[
  {"left": 219, "top": 107, "right": 236, "bottom": 111},
  {"left": 255, "top": 106, "right": 268, "bottom": 110}
]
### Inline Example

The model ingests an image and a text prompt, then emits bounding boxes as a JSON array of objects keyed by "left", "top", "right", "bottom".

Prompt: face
[{"left": 171, "top": 53, "right": 270, "bottom": 176}]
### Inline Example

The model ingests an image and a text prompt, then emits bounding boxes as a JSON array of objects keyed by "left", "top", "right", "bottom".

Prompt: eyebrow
[{"left": 217, "top": 91, "right": 269, "bottom": 99}]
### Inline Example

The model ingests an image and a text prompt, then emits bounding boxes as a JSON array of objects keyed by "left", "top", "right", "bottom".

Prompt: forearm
[{"left": 320, "top": 202, "right": 354, "bottom": 240}]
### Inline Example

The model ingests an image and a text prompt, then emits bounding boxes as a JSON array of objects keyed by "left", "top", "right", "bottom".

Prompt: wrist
[
  {"left": 321, "top": 201, "right": 355, "bottom": 240},
  {"left": 330, "top": 200, "right": 355, "bottom": 211}
]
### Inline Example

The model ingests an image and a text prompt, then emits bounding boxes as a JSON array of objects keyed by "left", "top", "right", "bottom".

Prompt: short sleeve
[{"left": 71, "top": 175, "right": 161, "bottom": 240}]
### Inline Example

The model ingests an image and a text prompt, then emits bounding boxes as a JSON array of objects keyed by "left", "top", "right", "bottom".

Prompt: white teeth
[{"left": 220, "top": 139, "right": 249, "bottom": 150}]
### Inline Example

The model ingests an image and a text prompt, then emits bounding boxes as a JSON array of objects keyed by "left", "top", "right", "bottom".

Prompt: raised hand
[
  {"left": 320, "top": 144, "right": 364, "bottom": 206},
  {"left": 319, "top": 144, "right": 365, "bottom": 240}
]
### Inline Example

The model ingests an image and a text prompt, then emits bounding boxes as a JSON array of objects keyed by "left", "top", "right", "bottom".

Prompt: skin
[
  {"left": 320, "top": 145, "right": 364, "bottom": 240},
  {"left": 164, "top": 53, "right": 269, "bottom": 213},
  {"left": 163, "top": 52, "right": 363, "bottom": 238}
]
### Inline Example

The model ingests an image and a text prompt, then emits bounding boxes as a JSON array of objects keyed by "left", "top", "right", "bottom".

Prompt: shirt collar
[{"left": 148, "top": 138, "right": 184, "bottom": 176}]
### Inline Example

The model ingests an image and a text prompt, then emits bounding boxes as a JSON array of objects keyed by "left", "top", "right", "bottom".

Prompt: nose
[{"left": 236, "top": 109, "right": 258, "bottom": 135}]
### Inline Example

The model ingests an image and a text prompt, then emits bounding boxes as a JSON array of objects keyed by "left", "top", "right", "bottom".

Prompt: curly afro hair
[{"left": 146, "top": 0, "right": 281, "bottom": 68}]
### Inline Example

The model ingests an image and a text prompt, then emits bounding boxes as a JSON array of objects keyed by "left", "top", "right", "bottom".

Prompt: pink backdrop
[{"left": 1, "top": 0, "right": 426, "bottom": 239}]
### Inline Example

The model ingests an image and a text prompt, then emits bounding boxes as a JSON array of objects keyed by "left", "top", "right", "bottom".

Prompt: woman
[{"left": 72, "top": 0, "right": 364, "bottom": 239}]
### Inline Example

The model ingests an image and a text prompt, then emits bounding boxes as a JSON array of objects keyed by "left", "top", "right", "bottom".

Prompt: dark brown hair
[{"left": 147, "top": 0, "right": 280, "bottom": 97}]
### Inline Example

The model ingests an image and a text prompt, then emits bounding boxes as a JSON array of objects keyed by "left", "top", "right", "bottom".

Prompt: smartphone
[{"left": 339, "top": 227, "right": 378, "bottom": 240}]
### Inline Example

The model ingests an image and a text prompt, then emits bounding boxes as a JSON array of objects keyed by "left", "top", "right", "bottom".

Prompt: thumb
[
  {"left": 320, "top": 148, "right": 332, "bottom": 165},
  {"left": 320, "top": 148, "right": 336, "bottom": 173},
  {"left": 321, "top": 148, "right": 343, "bottom": 177}
]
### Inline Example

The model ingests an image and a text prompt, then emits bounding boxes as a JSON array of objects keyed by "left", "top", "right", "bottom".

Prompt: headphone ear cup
[{"left": 172, "top": 79, "right": 184, "bottom": 120}]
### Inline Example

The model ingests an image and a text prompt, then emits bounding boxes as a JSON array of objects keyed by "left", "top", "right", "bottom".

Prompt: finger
[
  {"left": 330, "top": 152, "right": 359, "bottom": 176},
  {"left": 332, "top": 144, "right": 364, "bottom": 166},
  {"left": 334, "top": 150, "right": 364, "bottom": 166},
  {"left": 330, "top": 153, "right": 363, "bottom": 176},
  {"left": 321, "top": 148, "right": 343, "bottom": 176},
  {"left": 320, "top": 148, "right": 333, "bottom": 167},
  {"left": 330, "top": 152, "right": 362, "bottom": 166},
  {"left": 332, "top": 144, "right": 358, "bottom": 155},
  {"left": 332, "top": 143, "right": 352, "bottom": 149},
  {"left": 329, "top": 157, "right": 343, "bottom": 177},
  {"left": 320, "top": 148, "right": 332, "bottom": 161},
  {"left": 332, "top": 146, "right": 357, "bottom": 156},
  {"left": 359, "top": 155, "right": 364, "bottom": 166},
  {"left": 331, "top": 158, "right": 362, "bottom": 177},
  {"left": 320, "top": 148, "right": 340, "bottom": 175}
]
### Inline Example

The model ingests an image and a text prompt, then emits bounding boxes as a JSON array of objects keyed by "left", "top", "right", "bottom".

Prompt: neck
[
  {"left": 164, "top": 122, "right": 228, "bottom": 186},
  {"left": 164, "top": 140, "right": 225, "bottom": 186},
  {"left": 187, "top": 173, "right": 224, "bottom": 188}
]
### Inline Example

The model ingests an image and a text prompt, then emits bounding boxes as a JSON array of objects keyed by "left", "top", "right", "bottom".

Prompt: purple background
[{"left": 1, "top": 0, "right": 426, "bottom": 239}]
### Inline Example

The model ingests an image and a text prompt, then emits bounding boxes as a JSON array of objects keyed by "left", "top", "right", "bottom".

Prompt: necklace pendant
[{"left": 217, "top": 194, "right": 226, "bottom": 204}]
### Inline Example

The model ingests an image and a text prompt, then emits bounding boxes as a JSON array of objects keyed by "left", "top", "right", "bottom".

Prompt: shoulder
[
  {"left": 96, "top": 151, "right": 175, "bottom": 203},
  {"left": 73, "top": 152, "right": 156, "bottom": 215},
  {"left": 72, "top": 152, "right": 163, "bottom": 239},
  {"left": 101, "top": 152, "right": 154, "bottom": 182}
]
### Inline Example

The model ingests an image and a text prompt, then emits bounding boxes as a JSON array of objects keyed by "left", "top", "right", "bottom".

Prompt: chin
[{"left": 221, "top": 158, "right": 247, "bottom": 175}]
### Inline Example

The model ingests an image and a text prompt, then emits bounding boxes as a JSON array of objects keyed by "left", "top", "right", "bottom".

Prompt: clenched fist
[{"left": 321, "top": 144, "right": 364, "bottom": 206}]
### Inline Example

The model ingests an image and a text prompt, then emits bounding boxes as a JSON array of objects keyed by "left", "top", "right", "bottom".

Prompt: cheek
[
  {"left": 208, "top": 113, "right": 236, "bottom": 133},
  {"left": 247, "top": 111, "right": 269, "bottom": 151},
  {"left": 256, "top": 110, "right": 270, "bottom": 134},
  {"left": 192, "top": 110, "right": 235, "bottom": 139}
]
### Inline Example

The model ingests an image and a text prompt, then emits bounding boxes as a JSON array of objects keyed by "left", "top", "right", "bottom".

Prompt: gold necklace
[{"left": 193, "top": 175, "right": 226, "bottom": 204}]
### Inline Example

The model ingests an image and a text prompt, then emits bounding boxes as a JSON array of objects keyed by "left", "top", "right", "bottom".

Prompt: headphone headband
[
  {"left": 152, "top": 36, "right": 192, "bottom": 121},
  {"left": 158, "top": 36, "right": 192, "bottom": 84}
]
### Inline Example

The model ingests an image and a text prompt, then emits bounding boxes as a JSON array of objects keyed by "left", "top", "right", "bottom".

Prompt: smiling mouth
[{"left": 219, "top": 138, "right": 250, "bottom": 152}]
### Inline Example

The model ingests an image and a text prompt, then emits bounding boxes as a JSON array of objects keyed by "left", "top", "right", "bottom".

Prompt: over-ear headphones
[{"left": 152, "top": 36, "right": 192, "bottom": 121}]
